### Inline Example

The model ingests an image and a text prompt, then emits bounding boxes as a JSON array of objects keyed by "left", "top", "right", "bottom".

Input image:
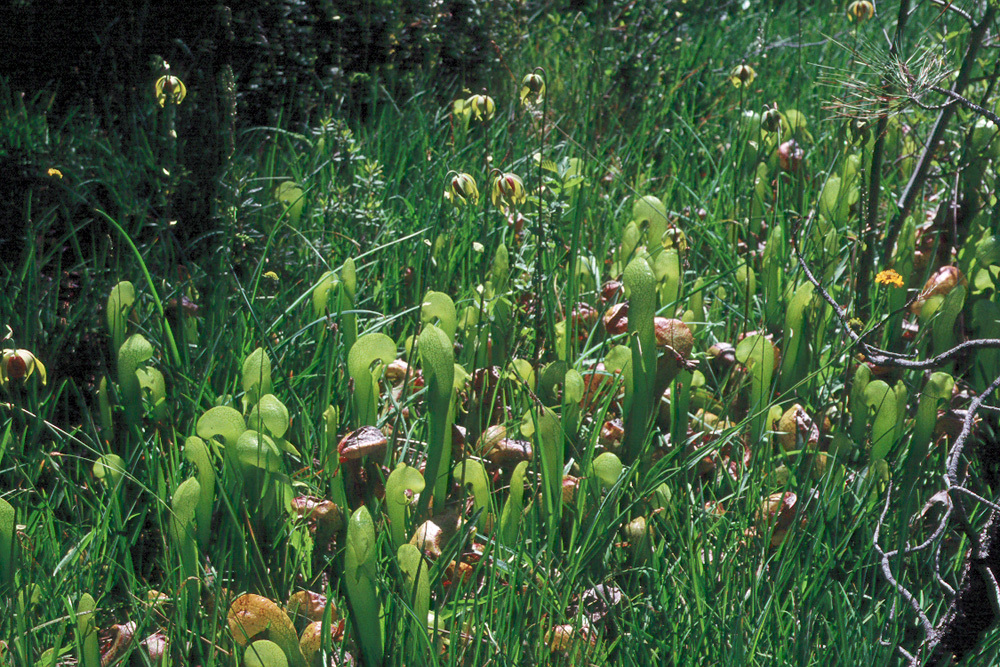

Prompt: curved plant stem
[
  {"left": 533, "top": 93, "right": 548, "bottom": 379},
  {"left": 95, "top": 209, "right": 183, "bottom": 368}
]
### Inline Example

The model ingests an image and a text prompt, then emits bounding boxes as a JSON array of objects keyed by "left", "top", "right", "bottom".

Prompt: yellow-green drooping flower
[
  {"left": 520, "top": 72, "right": 545, "bottom": 106},
  {"left": 761, "top": 104, "right": 782, "bottom": 133},
  {"left": 155, "top": 75, "right": 187, "bottom": 107},
  {"left": 847, "top": 0, "right": 875, "bottom": 21},
  {"left": 1, "top": 349, "right": 46, "bottom": 386},
  {"left": 848, "top": 118, "right": 871, "bottom": 144},
  {"left": 729, "top": 64, "right": 756, "bottom": 88},
  {"left": 445, "top": 172, "right": 479, "bottom": 208},
  {"left": 468, "top": 94, "right": 496, "bottom": 122},
  {"left": 491, "top": 172, "right": 526, "bottom": 210}
]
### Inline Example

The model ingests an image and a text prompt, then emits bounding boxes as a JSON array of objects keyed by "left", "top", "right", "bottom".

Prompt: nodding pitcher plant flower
[
  {"left": 520, "top": 72, "right": 545, "bottom": 106},
  {"left": 491, "top": 172, "right": 527, "bottom": 210},
  {"left": 761, "top": 104, "right": 782, "bottom": 134},
  {"left": 1, "top": 349, "right": 46, "bottom": 387},
  {"left": 847, "top": 0, "right": 876, "bottom": 21},
  {"left": 445, "top": 172, "right": 479, "bottom": 208},
  {"left": 468, "top": 94, "right": 496, "bottom": 122},
  {"left": 155, "top": 75, "right": 187, "bottom": 107},
  {"left": 729, "top": 64, "right": 756, "bottom": 88}
]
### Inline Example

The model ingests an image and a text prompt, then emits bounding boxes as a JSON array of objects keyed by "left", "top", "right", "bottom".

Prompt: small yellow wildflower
[
  {"left": 875, "top": 269, "right": 904, "bottom": 288},
  {"left": 47, "top": 168, "right": 63, "bottom": 179}
]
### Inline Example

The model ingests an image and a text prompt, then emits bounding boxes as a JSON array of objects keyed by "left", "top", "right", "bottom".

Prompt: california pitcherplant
[{"left": 6, "top": 1, "right": 1000, "bottom": 665}]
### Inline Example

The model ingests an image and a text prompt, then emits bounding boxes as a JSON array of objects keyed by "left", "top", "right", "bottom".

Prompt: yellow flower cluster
[{"left": 875, "top": 269, "right": 904, "bottom": 288}]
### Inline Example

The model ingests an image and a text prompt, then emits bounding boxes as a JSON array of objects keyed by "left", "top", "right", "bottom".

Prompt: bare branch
[
  {"left": 928, "top": 83, "right": 1000, "bottom": 126},
  {"left": 950, "top": 486, "right": 1000, "bottom": 515},
  {"left": 875, "top": 485, "right": 937, "bottom": 636},
  {"left": 935, "top": 548, "right": 957, "bottom": 598},
  {"left": 928, "top": 0, "right": 974, "bottom": 24},
  {"left": 946, "top": 373, "right": 1000, "bottom": 485}
]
